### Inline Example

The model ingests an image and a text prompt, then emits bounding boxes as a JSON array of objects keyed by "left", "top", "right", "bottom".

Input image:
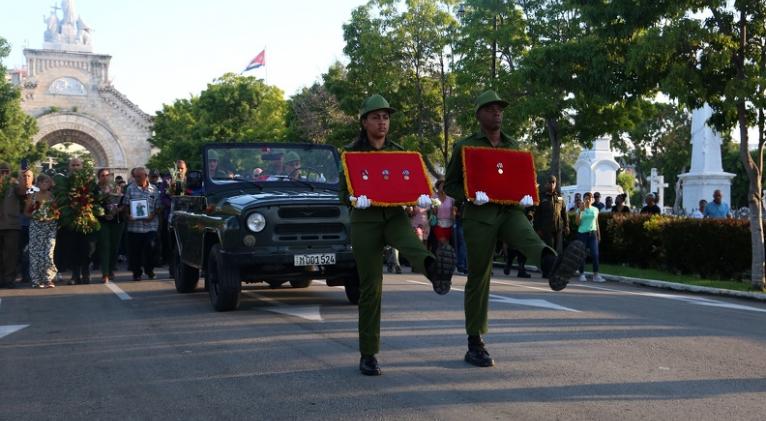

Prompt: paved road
[{"left": 2, "top": 267, "right": 765, "bottom": 420}]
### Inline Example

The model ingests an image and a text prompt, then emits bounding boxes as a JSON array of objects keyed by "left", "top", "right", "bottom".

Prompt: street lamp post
[{"left": 457, "top": 2, "right": 498, "bottom": 83}]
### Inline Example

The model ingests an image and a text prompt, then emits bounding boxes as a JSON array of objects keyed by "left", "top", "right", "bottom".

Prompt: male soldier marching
[
  {"left": 444, "top": 90, "right": 586, "bottom": 367},
  {"left": 534, "top": 175, "right": 570, "bottom": 267}
]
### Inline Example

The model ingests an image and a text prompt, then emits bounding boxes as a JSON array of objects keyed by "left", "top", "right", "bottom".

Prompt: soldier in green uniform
[
  {"left": 533, "top": 175, "right": 570, "bottom": 260},
  {"left": 339, "top": 94, "right": 455, "bottom": 376},
  {"left": 444, "top": 90, "right": 586, "bottom": 368}
]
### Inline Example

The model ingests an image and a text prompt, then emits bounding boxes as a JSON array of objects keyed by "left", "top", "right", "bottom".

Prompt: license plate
[{"left": 294, "top": 253, "right": 336, "bottom": 266}]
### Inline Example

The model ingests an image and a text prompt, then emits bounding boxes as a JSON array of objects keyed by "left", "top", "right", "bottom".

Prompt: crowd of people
[{"left": 0, "top": 158, "right": 189, "bottom": 289}]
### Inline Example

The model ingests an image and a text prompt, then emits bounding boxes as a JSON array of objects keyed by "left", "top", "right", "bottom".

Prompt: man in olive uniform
[
  {"left": 534, "top": 175, "right": 570, "bottom": 262},
  {"left": 0, "top": 162, "right": 31, "bottom": 288},
  {"left": 340, "top": 94, "right": 455, "bottom": 375},
  {"left": 444, "top": 90, "right": 586, "bottom": 367}
]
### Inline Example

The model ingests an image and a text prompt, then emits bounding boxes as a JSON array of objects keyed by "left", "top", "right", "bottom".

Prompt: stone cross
[{"left": 648, "top": 168, "right": 669, "bottom": 208}]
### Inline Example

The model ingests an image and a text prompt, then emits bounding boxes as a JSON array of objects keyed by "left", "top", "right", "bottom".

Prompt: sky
[{"left": 2, "top": 0, "right": 367, "bottom": 114}]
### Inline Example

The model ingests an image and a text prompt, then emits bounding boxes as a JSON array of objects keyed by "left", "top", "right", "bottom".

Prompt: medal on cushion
[
  {"left": 497, "top": 162, "right": 504, "bottom": 174},
  {"left": 382, "top": 169, "right": 390, "bottom": 180},
  {"left": 362, "top": 169, "right": 369, "bottom": 181},
  {"left": 402, "top": 169, "right": 410, "bottom": 181}
]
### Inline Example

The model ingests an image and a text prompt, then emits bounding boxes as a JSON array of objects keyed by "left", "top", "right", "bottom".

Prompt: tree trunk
[
  {"left": 440, "top": 52, "right": 450, "bottom": 168},
  {"left": 736, "top": 11, "right": 765, "bottom": 291},
  {"left": 546, "top": 117, "right": 561, "bottom": 189}
]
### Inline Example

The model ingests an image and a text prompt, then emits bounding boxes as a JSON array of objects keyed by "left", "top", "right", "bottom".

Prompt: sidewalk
[{"left": 493, "top": 262, "right": 766, "bottom": 302}]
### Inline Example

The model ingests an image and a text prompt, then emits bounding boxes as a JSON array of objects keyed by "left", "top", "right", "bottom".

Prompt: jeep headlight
[{"left": 246, "top": 212, "right": 266, "bottom": 232}]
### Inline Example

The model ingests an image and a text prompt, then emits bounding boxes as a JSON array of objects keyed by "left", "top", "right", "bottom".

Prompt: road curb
[
  {"left": 493, "top": 261, "right": 766, "bottom": 302},
  {"left": 598, "top": 273, "right": 766, "bottom": 302}
]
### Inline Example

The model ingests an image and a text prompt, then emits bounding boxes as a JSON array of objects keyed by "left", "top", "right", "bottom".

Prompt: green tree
[
  {"left": 333, "top": 1, "right": 460, "bottom": 175},
  {"left": 286, "top": 82, "right": 354, "bottom": 147},
  {"left": 148, "top": 73, "right": 287, "bottom": 170},
  {"left": 575, "top": 0, "right": 766, "bottom": 289},
  {"left": 0, "top": 37, "right": 44, "bottom": 168}
]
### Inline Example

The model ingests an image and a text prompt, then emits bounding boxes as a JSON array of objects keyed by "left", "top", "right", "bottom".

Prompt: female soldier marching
[{"left": 340, "top": 94, "right": 455, "bottom": 376}]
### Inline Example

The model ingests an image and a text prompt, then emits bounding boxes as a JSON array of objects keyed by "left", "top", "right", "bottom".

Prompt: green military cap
[
  {"left": 284, "top": 151, "right": 300, "bottom": 163},
  {"left": 208, "top": 150, "right": 219, "bottom": 160},
  {"left": 359, "top": 94, "right": 396, "bottom": 118},
  {"left": 0, "top": 162, "right": 10, "bottom": 170},
  {"left": 474, "top": 90, "right": 509, "bottom": 113}
]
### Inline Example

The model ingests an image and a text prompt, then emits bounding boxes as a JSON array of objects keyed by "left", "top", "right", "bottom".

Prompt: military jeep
[{"left": 169, "top": 143, "right": 359, "bottom": 311}]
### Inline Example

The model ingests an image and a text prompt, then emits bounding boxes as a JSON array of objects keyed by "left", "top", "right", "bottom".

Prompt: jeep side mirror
[{"left": 187, "top": 170, "right": 203, "bottom": 189}]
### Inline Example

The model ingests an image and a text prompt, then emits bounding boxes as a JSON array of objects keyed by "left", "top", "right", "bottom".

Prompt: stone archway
[
  {"left": 41, "top": 129, "right": 109, "bottom": 168},
  {"left": 32, "top": 112, "right": 129, "bottom": 174}
]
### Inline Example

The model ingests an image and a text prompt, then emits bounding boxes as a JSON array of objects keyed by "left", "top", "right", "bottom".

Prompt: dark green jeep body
[{"left": 169, "top": 143, "right": 359, "bottom": 311}]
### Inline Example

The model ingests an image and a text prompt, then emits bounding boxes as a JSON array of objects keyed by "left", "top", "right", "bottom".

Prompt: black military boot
[
  {"left": 464, "top": 335, "right": 494, "bottom": 367},
  {"left": 359, "top": 354, "right": 381, "bottom": 376},
  {"left": 542, "top": 241, "right": 587, "bottom": 291},
  {"left": 426, "top": 244, "right": 455, "bottom": 295}
]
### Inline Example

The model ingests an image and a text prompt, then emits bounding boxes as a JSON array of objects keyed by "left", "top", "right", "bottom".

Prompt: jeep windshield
[{"left": 203, "top": 143, "right": 340, "bottom": 192}]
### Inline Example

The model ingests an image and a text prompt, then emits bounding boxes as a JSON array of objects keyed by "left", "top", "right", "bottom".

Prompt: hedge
[{"left": 566, "top": 213, "right": 752, "bottom": 280}]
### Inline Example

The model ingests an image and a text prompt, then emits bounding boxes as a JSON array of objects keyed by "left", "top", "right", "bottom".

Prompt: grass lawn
[{"left": 597, "top": 263, "right": 761, "bottom": 292}]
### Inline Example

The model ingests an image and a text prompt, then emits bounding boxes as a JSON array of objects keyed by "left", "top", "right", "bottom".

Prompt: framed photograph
[{"left": 130, "top": 199, "right": 149, "bottom": 220}]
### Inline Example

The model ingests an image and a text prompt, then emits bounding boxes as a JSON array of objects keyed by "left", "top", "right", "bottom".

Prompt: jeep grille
[{"left": 278, "top": 207, "right": 340, "bottom": 219}]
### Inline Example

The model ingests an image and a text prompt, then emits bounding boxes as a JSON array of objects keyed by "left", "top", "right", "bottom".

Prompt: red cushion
[
  {"left": 462, "top": 146, "right": 539, "bottom": 205},
  {"left": 342, "top": 151, "right": 433, "bottom": 206}
]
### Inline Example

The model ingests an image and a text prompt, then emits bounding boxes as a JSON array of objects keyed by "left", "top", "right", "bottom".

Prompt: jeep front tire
[{"left": 207, "top": 244, "right": 241, "bottom": 311}]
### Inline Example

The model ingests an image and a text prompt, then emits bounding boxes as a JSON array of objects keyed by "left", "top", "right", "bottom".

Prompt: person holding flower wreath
[
  {"left": 25, "top": 174, "right": 60, "bottom": 288},
  {"left": 54, "top": 159, "right": 101, "bottom": 285}
]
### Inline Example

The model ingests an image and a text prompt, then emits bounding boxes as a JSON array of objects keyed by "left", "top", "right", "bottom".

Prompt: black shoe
[
  {"left": 517, "top": 271, "right": 531, "bottom": 278},
  {"left": 387, "top": 264, "right": 393, "bottom": 273},
  {"left": 503, "top": 262, "right": 511, "bottom": 276},
  {"left": 132, "top": 273, "right": 142, "bottom": 281},
  {"left": 81, "top": 278, "right": 90, "bottom": 285},
  {"left": 0, "top": 282, "right": 16, "bottom": 289},
  {"left": 544, "top": 241, "right": 587, "bottom": 292},
  {"left": 426, "top": 244, "right": 455, "bottom": 295},
  {"left": 465, "top": 345, "right": 494, "bottom": 367},
  {"left": 359, "top": 355, "right": 381, "bottom": 376}
]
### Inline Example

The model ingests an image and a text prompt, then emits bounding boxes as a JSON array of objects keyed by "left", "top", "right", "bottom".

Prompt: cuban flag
[{"left": 244, "top": 50, "right": 265, "bottom": 72}]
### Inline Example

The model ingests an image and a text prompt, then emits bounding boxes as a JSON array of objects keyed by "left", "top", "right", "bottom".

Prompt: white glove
[
  {"left": 520, "top": 195, "right": 534, "bottom": 207},
  {"left": 417, "top": 194, "right": 433, "bottom": 209},
  {"left": 474, "top": 191, "right": 489, "bottom": 206},
  {"left": 349, "top": 195, "right": 372, "bottom": 209}
]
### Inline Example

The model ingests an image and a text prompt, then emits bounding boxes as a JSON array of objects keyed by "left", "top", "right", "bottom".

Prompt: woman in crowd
[
  {"left": 432, "top": 179, "right": 455, "bottom": 247},
  {"left": 339, "top": 94, "right": 454, "bottom": 376},
  {"left": 575, "top": 192, "right": 605, "bottom": 282},
  {"left": 25, "top": 174, "right": 59, "bottom": 288}
]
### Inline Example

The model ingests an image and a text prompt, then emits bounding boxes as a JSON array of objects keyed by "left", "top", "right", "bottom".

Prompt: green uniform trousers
[
  {"left": 463, "top": 205, "right": 554, "bottom": 336},
  {"left": 351, "top": 207, "right": 434, "bottom": 355},
  {"left": 98, "top": 222, "right": 124, "bottom": 277}
]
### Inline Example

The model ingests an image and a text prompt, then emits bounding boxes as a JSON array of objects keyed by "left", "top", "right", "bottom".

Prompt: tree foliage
[
  {"left": 148, "top": 73, "right": 287, "bottom": 171},
  {"left": 0, "top": 37, "right": 44, "bottom": 169}
]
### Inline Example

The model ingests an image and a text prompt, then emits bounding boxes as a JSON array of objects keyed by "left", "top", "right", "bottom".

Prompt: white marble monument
[
  {"left": 561, "top": 137, "right": 623, "bottom": 208},
  {"left": 678, "top": 104, "right": 735, "bottom": 215}
]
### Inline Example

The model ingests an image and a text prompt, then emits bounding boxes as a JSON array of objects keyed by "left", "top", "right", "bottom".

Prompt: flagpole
[{"left": 264, "top": 46, "right": 268, "bottom": 85}]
